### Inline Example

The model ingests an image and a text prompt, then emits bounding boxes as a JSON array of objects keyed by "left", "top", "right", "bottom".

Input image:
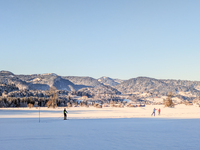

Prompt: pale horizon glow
[{"left": 1, "top": 0, "right": 200, "bottom": 81}]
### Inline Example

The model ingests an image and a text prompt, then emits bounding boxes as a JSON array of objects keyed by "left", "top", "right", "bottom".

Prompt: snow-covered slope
[{"left": 98, "top": 76, "right": 124, "bottom": 86}]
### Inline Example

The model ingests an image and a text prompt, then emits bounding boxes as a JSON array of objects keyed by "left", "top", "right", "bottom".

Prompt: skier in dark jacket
[{"left": 64, "top": 108, "right": 68, "bottom": 120}]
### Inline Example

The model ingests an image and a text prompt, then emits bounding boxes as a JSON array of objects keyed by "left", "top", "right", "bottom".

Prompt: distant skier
[
  {"left": 158, "top": 108, "right": 161, "bottom": 115},
  {"left": 64, "top": 108, "right": 68, "bottom": 120},
  {"left": 151, "top": 108, "right": 157, "bottom": 116}
]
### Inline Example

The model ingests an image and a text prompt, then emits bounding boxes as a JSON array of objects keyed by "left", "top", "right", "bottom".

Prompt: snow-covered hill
[{"left": 1, "top": 70, "right": 200, "bottom": 100}]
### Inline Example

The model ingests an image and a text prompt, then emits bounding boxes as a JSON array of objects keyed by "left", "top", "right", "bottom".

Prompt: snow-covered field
[
  {"left": 1, "top": 105, "right": 200, "bottom": 150},
  {"left": 1, "top": 104, "right": 200, "bottom": 119}
]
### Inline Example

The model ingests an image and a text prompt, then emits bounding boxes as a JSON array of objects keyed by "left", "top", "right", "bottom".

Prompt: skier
[
  {"left": 158, "top": 108, "right": 161, "bottom": 115},
  {"left": 151, "top": 108, "right": 157, "bottom": 116},
  {"left": 64, "top": 108, "right": 68, "bottom": 120}
]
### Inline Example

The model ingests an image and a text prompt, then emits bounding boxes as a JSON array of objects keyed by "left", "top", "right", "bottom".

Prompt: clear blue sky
[{"left": 1, "top": 0, "right": 200, "bottom": 80}]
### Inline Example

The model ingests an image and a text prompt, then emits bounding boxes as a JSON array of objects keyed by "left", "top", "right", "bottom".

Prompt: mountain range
[{"left": 1, "top": 70, "right": 200, "bottom": 101}]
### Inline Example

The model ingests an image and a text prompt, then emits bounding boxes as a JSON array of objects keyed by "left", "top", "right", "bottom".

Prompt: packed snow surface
[{"left": 1, "top": 105, "right": 200, "bottom": 150}]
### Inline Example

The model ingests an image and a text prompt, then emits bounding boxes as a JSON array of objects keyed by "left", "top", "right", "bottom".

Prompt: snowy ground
[
  {"left": 1, "top": 104, "right": 200, "bottom": 119},
  {"left": 1, "top": 105, "right": 200, "bottom": 150}
]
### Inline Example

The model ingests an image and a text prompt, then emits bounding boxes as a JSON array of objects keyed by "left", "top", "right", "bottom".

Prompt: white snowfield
[
  {"left": 1, "top": 105, "right": 200, "bottom": 150},
  {"left": 0, "top": 104, "right": 200, "bottom": 119}
]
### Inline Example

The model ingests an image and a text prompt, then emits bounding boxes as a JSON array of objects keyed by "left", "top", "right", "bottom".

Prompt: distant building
[{"left": 82, "top": 96, "right": 88, "bottom": 100}]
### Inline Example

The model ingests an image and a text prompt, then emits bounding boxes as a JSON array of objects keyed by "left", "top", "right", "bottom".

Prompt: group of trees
[
  {"left": 1, "top": 84, "right": 186, "bottom": 108},
  {"left": 0, "top": 82, "right": 19, "bottom": 96},
  {"left": 0, "top": 96, "right": 50, "bottom": 108},
  {"left": 0, "top": 86, "right": 61, "bottom": 108},
  {"left": 0, "top": 85, "right": 121, "bottom": 108}
]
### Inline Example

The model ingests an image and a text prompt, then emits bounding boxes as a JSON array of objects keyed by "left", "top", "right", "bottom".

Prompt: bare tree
[
  {"left": 163, "top": 92, "right": 175, "bottom": 107},
  {"left": 46, "top": 86, "right": 58, "bottom": 108}
]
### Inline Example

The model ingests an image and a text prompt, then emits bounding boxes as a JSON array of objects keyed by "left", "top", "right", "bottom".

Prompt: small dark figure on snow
[
  {"left": 158, "top": 108, "right": 161, "bottom": 115},
  {"left": 64, "top": 108, "right": 68, "bottom": 120},
  {"left": 151, "top": 108, "right": 157, "bottom": 116}
]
